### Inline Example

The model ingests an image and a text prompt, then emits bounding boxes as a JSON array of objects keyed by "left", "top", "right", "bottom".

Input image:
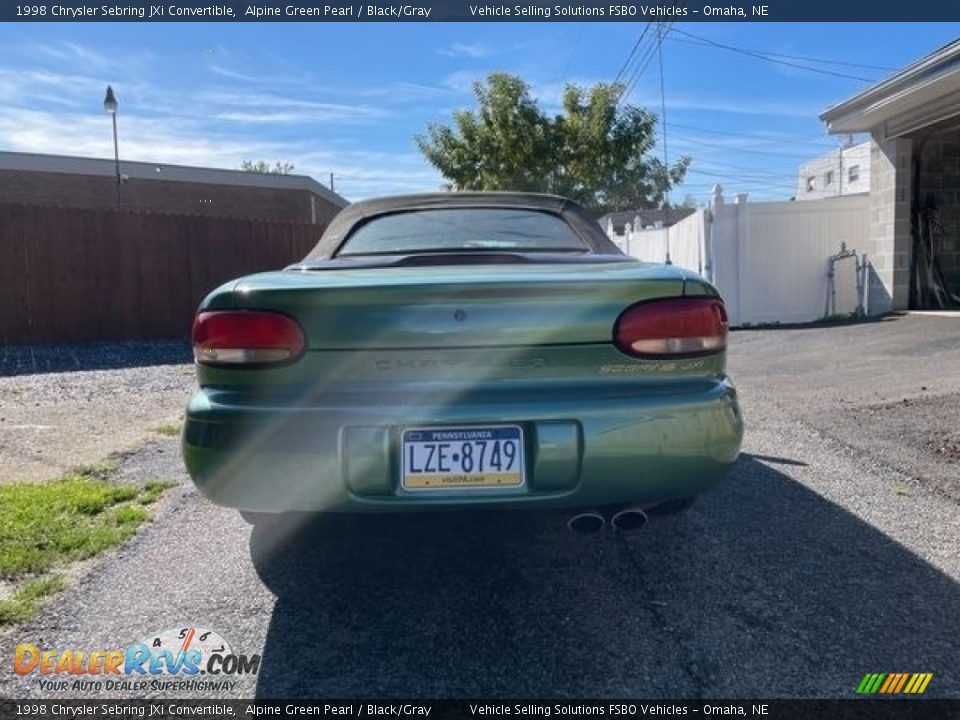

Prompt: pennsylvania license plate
[{"left": 401, "top": 425, "right": 525, "bottom": 490}]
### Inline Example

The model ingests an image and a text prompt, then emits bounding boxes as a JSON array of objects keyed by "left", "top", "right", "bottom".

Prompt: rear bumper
[{"left": 182, "top": 378, "right": 743, "bottom": 512}]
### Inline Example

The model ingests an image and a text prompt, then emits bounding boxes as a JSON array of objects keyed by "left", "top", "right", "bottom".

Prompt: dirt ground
[{"left": 0, "top": 342, "right": 194, "bottom": 482}]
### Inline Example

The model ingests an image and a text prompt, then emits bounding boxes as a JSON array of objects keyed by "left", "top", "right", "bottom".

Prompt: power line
[
  {"left": 669, "top": 122, "right": 837, "bottom": 150},
  {"left": 613, "top": 22, "right": 653, "bottom": 86},
  {"left": 672, "top": 134, "right": 817, "bottom": 160},
  {"left": 691, "top": 159, "right": 797, "bottom": 180},
  {"left": 619, "top": 29, "right": 660, "bottom": 103},
  {"left": 668, "top": 35, "right": 896, "bottom": 72},
  {"left": 668, "top": 27, "right": 879, "bottom": 82},
  {"left": 684, "top": 168, "right": 798, "bottom": 191},
  {"left": 620, "top": 41, "right": 658, "bottom": 102},
  {"left": 657, "top": 21, "right": 671, "bottom": 218},
  {"left": 620, "top": 21, "right": 672, "bottom": 104},
  {"left": 679, "top": 184, "right": 795, "bottom": 195},
  {"left": 561, "top": 23, "right": 588, "bottom": 84}
]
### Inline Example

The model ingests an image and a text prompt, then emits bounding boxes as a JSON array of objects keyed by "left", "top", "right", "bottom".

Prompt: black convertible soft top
[{"left": 302, "top": 191, "right": 623, "bottom": 261}]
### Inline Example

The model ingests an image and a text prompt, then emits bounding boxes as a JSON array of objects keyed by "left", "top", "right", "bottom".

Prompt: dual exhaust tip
[{"left": 567, "top": 506, "right": 648, "bottom": 534}]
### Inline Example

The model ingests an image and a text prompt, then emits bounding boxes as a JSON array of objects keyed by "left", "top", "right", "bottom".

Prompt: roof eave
[{"left": 821, "top": 39, "right": 960, "bottom": 136}]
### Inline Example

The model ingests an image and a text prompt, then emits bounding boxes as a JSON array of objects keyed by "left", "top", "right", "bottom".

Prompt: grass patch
[
  {"left": 0, "top": 476, "right": 144, "bottom": 577},
  {"left": 0, "top": 465, "right": 176, "bottom": 626},
  {"left": 0, "top": 575, "right": 67, "bottom": 625},
  {"left": 153, "top": 423, "right": 181, "bottom": 437},
  {"left": 139, "top": 480, "right": 177, "bottom": 505},
  {"left": 67, "top": 461, "right": 119, "bottom": 482}
]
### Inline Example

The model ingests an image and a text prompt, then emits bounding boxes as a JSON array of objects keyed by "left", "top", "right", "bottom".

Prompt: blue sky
[{"left": 0, "top": 22, "right": 958, "bottom": 203}]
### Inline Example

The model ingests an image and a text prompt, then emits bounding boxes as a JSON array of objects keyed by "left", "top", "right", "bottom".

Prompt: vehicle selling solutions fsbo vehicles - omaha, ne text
[{"left": 182, "top": 192, "right": 743, "bottom": 528}]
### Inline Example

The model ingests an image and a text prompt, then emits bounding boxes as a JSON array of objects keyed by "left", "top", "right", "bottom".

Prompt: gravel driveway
[
  {"left": 0, "top": 313, "right": 958, "bottom": 699},
  {"left": 0, "top": 341, "right": 194, "bottom": 482}
]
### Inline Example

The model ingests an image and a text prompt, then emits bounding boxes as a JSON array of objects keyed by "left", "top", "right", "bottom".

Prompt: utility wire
[
  {"left": 668, "top": 27, "right": 879, "bottom": 82},
  {"left": 672, "top": 135, "right": 818, "bottom": 160},
  {"left": 560, "top": 23, "right": 588, "bottom": 85},
  {"left": 620, "top": 42, "right": 658, "bottom": 101},
  {"left": 620, "top": 21, "right": 672, "bottom": 104},
  {"left": 684, "top": 168, "right": 798, "bottom": 191},
  {"left": 619, "top": 32, "right": 660, "bottom": 102},
  {"left": 669, "top": 122, "right": 837, "bottom": 150},
  {"left": 657, "top": 21, "right": 672, "bottom": 223},
  {"left": 668, "top": 35, "right": 896, "bottom": 72},
  {"left": 691, "top": 159, "right": 798, "bottom": 179},
  {"left": 613, "top": 22, "right": 653, "bottom": 85}
]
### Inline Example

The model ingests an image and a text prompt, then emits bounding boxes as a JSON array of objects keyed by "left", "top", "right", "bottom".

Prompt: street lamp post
[{"left": 103, "top": 85, "right": 121, "bottom": 206}]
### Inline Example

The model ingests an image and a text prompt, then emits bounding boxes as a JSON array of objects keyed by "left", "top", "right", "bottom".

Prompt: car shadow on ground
[
  {"left": 0, "top": 339, "right": 190, "bottom": 377},
  {"left": 732, "top": 312, "right": 903, "bottom": 333},
  {"left": 249, "top": 455, "right": 960, "bottom": 699}
]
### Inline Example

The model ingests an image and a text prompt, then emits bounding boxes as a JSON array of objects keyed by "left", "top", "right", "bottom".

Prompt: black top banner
[{"left": 4, "top": 0, "right": 960, "bottom": 22}]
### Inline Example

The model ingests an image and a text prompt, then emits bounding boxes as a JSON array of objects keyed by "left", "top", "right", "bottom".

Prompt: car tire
[{"left": 647, "top": 497, "right": 697, "bottom": 515}]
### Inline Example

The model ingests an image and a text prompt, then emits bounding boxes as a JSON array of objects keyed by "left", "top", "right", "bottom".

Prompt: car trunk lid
[{"left": 223, "top": 260, "right": 688, "bottom": 350}]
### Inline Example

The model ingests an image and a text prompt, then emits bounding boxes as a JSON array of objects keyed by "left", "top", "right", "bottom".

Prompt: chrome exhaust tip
[
  {"left": 609, "top": 506, "right": 648, "bottom": 532},
  {"left": 567, "top": 511, "right": 606, "bottom": 534}
]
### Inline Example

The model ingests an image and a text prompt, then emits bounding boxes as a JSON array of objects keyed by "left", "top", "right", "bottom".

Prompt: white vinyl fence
[{"left": 607, "top": 188, "right": 872, "bottom": 326}]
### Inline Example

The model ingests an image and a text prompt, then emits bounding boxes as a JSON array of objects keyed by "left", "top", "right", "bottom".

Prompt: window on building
[
  {"left": 825, "top": 170, "right": 834, "bottom": 186},
  {"left": 806, "top": 176, "right": 815, "bottom": 192},
  {"left": 848, "top": 165, "right": 860, "bottom": 183}
]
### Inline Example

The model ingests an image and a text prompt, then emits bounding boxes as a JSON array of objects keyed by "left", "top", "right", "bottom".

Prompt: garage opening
[{"left": 912, "top": 123, "right": 960, "bottom": 309}]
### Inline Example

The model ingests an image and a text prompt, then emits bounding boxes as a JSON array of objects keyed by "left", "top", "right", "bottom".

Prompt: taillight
[
  {"left": 191, "top": 311, "right": 305, "bottom": 366},
  {"left": 614, "top": 298, "right": 728, "bottom": 358}
]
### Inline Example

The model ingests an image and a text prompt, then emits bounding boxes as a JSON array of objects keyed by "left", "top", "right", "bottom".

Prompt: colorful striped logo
[{"left": 857, "top": 673, "right": 933, "bottom": 694}]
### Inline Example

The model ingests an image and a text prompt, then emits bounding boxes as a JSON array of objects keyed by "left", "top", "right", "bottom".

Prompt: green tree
[
  {"left": 415, "top": 72, "right": 689, "bottom": 214},
  {"left": 672, "top": 194, "right": 699, "bottom": 210},
  {"left": 240, "top": 160, "right": 295, "bottom": 175}
]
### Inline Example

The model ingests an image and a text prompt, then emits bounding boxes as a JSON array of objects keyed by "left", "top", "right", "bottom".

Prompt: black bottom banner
[{"left": 1, "top": 700, "right": 958, "bottom": 720}]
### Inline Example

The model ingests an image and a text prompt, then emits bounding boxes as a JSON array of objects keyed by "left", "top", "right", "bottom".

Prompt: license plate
[{"left": 401, "top": 425, "right": 525, "bottom": 490}]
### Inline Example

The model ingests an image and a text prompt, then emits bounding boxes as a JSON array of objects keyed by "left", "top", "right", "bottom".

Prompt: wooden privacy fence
[{"left": 0, "top": 203, "right": 325, "bottom": 345}]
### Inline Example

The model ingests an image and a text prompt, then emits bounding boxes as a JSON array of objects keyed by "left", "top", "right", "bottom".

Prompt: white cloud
[
  {"left": 354, "top": 82, "right": 454, "bottom": 102},
  {"left": 627, "top": 91, "right": 820, "bottom": 118},
  {"left": 441, "top": 70, "right": 484, "bottom": 94},
  {"left": 0, "top": 108, "right": 284, "bottom": 165},
  {"left": 207, "top": 65, "right": 267, "bottom": 83},
  {"left": 204, "top": 46, "right": 313, "bottom": 86},
  {"left": 0, "top": 105, "right": 440, "bottom": 200},
  {"left": 438, "top": 42, "right": 491, "bottom": 59},
  {"left": 202, "top": 91, "right": 391, "bottom": 124},
  {"left": 0, "top": 41, "right": 455, "bottom": 199},
  {"left": 32, "top": 41, "right": 113, "bottom": 71},
  {"left": 214, "top": 109, "right": 384, "bottom": 125}
]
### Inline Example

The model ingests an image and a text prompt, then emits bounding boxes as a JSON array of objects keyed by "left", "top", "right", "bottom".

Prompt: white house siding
[{"left": 796, "top": 141, "right": 872, "bottom": 201}]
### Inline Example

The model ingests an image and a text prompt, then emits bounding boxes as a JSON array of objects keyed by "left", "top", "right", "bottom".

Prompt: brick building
[
  {"left": 821, "top": 39, "right": 960, "bottom": 311},
  {"left": 0, "top": 151, "right": 347, "bottom": 224}
]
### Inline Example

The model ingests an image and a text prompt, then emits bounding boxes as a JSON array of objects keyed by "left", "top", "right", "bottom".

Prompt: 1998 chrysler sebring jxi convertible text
[{"left": 182, "top": 192, "right": 743, "bottom": 532}]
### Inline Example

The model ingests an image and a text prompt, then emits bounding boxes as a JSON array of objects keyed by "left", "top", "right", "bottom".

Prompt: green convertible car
[{"left": 182, "top": 192, "right": 743, "bottom": 532}]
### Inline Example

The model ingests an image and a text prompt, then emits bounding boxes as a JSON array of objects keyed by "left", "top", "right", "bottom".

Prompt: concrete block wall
[{"left": 868, "top": 134, "right": 913, "bottom": 312}]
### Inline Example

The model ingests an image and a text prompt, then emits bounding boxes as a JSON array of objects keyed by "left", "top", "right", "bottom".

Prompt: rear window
[{"left": 336, "top": 208, "right": 589, "bottom": 256}]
